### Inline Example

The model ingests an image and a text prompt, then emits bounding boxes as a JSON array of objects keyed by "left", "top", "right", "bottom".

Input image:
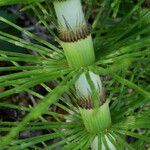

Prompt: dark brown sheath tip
[
  {"left": 59, "top": 25, "right": 90, "bottom": 42},
  {"left": 77, "top": 90, "right": 106, "bottom": 109}
]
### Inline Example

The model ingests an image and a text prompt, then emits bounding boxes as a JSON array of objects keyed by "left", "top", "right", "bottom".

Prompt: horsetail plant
[
  {"left": 53, "top": 0, "right": 95, "bottom": 67},
  {"left": 0, "top": 0, "right": 150, "bottom": 149},
  {"left": 53, "top": 0, "right": 112, "bottom": 149}
]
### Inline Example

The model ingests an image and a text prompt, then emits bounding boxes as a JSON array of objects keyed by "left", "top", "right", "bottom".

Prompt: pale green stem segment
[
  {"left": 61, "top": 36, "right": 95, "bottom": 68},
  {"left": 79, "top": 101, "right": 111, "bottom": 133}
]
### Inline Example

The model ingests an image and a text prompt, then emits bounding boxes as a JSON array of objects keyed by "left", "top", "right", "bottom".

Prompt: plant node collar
[
  {"left": 59, "top": 25, "right": 89, "bottom": 42},
  {"left": 79, "top": 101, "right": 112, "bottom": 133}
]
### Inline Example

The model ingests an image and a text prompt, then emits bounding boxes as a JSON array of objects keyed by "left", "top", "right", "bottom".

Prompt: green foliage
[
  {"left": 0, "top": 0, "right": 149, "bottom": 149},
  {"left": 0, "top": 0, "right": 43, "bottom": 6}
]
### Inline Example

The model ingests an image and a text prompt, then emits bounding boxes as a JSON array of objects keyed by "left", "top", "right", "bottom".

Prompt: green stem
[
  {"left": 79, "top": 101, "right": 111, "bottom": 133},
  {"left": 61, "top": 36, "right": 95, "bottom": 68},
  {"left": 54, "top": 1, "right": 113, "bottom": 149}
]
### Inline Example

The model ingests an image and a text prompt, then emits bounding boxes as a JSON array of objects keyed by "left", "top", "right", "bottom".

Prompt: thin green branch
[
  {"left": 112, "top": 74, "right": 150, "bottom": 98},
  {"left": 0, "top": 69, "right": 70, "bottom": 98},
  {"left": 106, "top": 38, "right": 150, "bottom": 59},
  {"left": 0, "top": 66, "right": 44, "bottom": 71},
  {"left": 0, "top": 30, "right": 54, "bottom": 55},
  {"left": 0, "top": 35, "right": 50, "bottom": 56},
  {"left": 0, "top": 16, "right": 60, "bottom": 52},
  {"left": 115, "top": 130, "right": 150, "bottom": 143},
  {"left": 0, "top": 0, "right": 44, "bottom": 6},
  {"left": 11, "top": 133, "right": 63, "bottom": 149},
  {"left": 34, "top": 2, "right": 60, "bottom": 42},
  {"left": 0, "top": 70, "right": 81, "bottom": 147},
  {"left": 0, "top": 68, "right": 58, "bottom": 82}
]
